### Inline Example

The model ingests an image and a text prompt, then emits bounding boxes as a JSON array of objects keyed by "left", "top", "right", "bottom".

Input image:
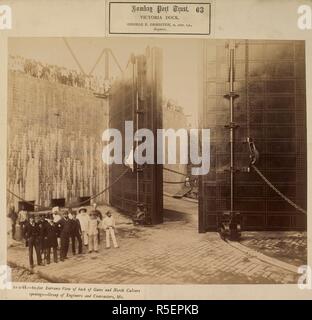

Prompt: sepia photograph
[{"left": 5, "top": 37, "right": 307, "bottom": 285}]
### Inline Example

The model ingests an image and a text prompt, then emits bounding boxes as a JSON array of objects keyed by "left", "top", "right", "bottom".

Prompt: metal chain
[
  {"left": 7, "top": 167, "right": 130, "bottom": 211},
  {"left": 251, "top": 165, "right": 307, "bottom": 215},
  {"left": 163, "top": 180, "right": 186, "bottom": 184},
  {"left": 69, "top": 167, "right": 130, "bottom": 207},
  {"left": 6, "top": 190, "right": 49, "bottom": 211}
]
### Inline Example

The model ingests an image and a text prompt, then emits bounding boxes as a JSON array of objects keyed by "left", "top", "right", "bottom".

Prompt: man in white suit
[
  {"left": 102, "top": 210, "right": 119, "bottom": 249},
  {"left": 77, "top": 207, "right": 89, "bottom": 247}
]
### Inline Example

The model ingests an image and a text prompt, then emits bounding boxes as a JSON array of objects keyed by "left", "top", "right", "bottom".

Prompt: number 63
[{"left": 196, "top": 7, "right": 204, "bottom": 13}]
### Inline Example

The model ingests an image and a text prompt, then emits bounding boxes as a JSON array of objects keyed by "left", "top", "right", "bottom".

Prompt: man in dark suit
[
  {"left": 24, "top": 214, "right": 43, "bottom": 268},
  {"left": 91, "top": 203, "right": 103, "bottom": 243},
  {"left": 37, "top": 213, "right": 47, "bottom": 264},
  {"left": 43, "top": 214, "right": 58, "bottom": 264},
  {"left": 57, "top": 210, "right": 72, "bottom": 261},
  {"left": 71, "top": 211, "right": 83, "bottom": 255}
]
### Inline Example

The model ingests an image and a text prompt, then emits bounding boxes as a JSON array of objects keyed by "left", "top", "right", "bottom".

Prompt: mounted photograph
[{"left": 6, "top": 37, "right": 307, "bottom": 285}]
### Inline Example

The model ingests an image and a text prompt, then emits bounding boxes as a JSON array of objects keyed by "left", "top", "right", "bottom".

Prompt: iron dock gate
[
  {"left": 199, "top": 40, "right": 307, "bottom": 232},
  {"left": 109, "top": 47, "right": 163, "bottom": 224}
]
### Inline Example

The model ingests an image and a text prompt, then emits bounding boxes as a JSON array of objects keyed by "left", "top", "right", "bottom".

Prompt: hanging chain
[
  {"left": 163, "top": 180, "right": 187, "bottom": 184},
  {"left": 6, "top": 191, "right": 49, "bottom": 210},
  {"left": 251, "top": 165, "right": 307, "bottom": 215},
  {"left": 7, "top": 167, "right": 130, "bottom": 211}
]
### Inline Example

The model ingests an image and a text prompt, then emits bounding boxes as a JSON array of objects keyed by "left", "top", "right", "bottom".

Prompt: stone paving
[
  {"left": 8, "top": 196, "right": 303, "bottom": 284},
  {"left": 11, "top": 267, "right": 49, "bottom": 283},
  {"left": 240, "top": 231, "right": 307, "bottom": 267}
]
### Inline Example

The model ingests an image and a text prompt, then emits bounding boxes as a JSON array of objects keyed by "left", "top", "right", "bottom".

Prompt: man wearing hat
[
  {"left": 43, "top": 214, "right": 58, "bottom": 264},
  {"left": 91, "top": 203, "right": 103, "bottom": 243},
  {"left": 24, "top": 214, "right": 43, "bottom": 268},
  {"left": 71, "top": 211, "right": 83, "bottom": 255},
  {"left": 77, "top": 207, "right": 88, "bottom": 247},
  {"left": 52, "top": 206, "right": 61, "bottom": 223},
  {"left": 57, "top": 210, "right": 72, "bottom": 261},
  {"left": 87, "top": 209, "right": 99, "bottom": 253},
  {"left": 102, "top": 210, "right": 119, "bottom": 249},
  {"left": 38, "top": 213, "right": 48, "bottom": 265},
  {"left": 52, "top": 206, "right": 61, "bottom": 248}
]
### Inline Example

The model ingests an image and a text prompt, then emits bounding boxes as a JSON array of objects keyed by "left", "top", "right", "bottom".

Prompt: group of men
[
  {"left": 9, "top": 55, "right": 111, "bottom": 93},
  {"left": 9, "top": 203, "right": 119, "bottom": 269}
]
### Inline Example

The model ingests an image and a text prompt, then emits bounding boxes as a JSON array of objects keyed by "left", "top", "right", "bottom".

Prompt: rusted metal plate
[
  {"left": 199, "top": 40, "right": 307, "bottom": 232},
  {"left": 109, "top": 47, "right": 163, "bottom": 224}
]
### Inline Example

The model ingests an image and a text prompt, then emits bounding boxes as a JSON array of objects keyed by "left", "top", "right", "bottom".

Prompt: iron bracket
[
  {"left": 224, "top": 92, "right": 240, "bottom": 99},
  {"left": 224, "top": 122, "right": 239, "bottom": 129}
]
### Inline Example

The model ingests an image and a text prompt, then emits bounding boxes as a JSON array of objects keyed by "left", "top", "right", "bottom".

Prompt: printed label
[{"left": 109, "top": 2, "right": 211, "bottom": 35}]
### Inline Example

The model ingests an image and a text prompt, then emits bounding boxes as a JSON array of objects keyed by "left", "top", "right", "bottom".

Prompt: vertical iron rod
[
  {"left": 229, "top": 49, "right": 235, "bottom": 212},
  {"left": 134, "top": 60, "right": 140, "bottom": 203}
]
